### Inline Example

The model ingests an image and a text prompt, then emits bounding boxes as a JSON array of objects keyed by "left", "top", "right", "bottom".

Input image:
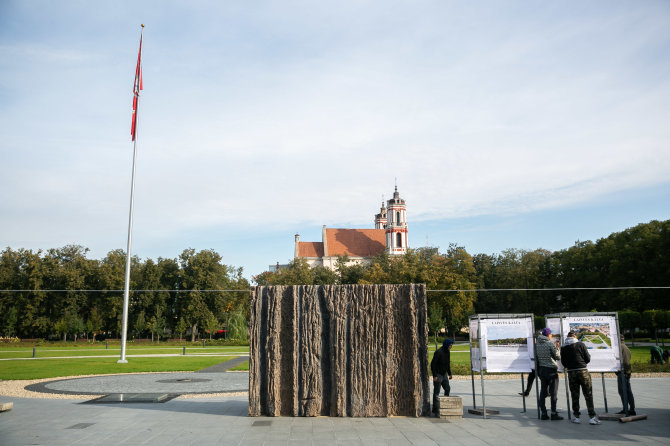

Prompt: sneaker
[
  {"left": 519, "top": 392, "right": 530, "bottom": 397},
  {"left": 616, "top": 410, "right": 626, "bottom": 414},
  {"left": 589, "top": 417, "right": 601, "bottom": 425},
  {"left": 629, "top": 410, "right": 637, "bottom": 416},
  {"left": 551, "top": 413, "right": 564, "bottom": 421},
  {"left": 571, "top": 417, "right": 581, "bottom": 424},
  {"left": 541, "top": 413, "right": 549, "bottom": 420}
]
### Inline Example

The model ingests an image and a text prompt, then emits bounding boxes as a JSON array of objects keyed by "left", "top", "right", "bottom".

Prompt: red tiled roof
[
  {"left": 326, "top": 228, "right": 386, "bottom": 257},
  {"left": 298, "top": 242, "right": 324, "bottom": 258}
]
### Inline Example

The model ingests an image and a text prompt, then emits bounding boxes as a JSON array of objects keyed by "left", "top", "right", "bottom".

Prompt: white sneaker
[
  {"left": 571, "top": 417, "right": 580, "bottom": 424},
  {"left": 589, "top": 417, "right": 601, "bottom": 425}
]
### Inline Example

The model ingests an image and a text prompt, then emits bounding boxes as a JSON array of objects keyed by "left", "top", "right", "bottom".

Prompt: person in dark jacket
[
  {"left": 536, "top": 328, "right": 563, "bottom": 420},
  {"left": 616, "top": 334, "right": 635, "bottom": 415},
  {"left": 431, "top": 338, "right": 453, "bottom": 415},
  {"left": 650, "top": 345, "right": 664, "bottom": 364},
  {"left": 519, "top": 368, "right": 536, "bottom": 397},
  {"left": 561, "top": 331, "right": 600, "bottom": 425}
]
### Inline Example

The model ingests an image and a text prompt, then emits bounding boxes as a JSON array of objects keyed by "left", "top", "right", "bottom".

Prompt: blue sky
[{"left": 1, "top": 1, "right": 669, "bottom": 280}]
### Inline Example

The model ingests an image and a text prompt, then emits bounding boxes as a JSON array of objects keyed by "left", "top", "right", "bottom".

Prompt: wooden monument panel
[{"left": 249, "top": 284, "right": 430, "bottom": 417}]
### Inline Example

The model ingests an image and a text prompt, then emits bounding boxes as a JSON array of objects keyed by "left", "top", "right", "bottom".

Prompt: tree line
[
  {"left": 255, "top": 219, "right": 670, "bottom": 336},
  {"left": 1, "top": 219, "right": 668, "bottom": 340},
  {"left": 0, "top": 247, "right": 249, "bottom": 341}
]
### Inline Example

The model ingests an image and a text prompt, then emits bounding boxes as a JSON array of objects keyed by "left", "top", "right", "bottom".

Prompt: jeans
[
  {"left": 432, "top": 374, "right": 450, "bottom": 412},
  {"left": 568, "top": 369, "right": 596, "bottom": 418},
  {"left": 617, "top": 372, "right": 635, "bottom": 412},
  {"left": 525, "top": 369, "right": 536, "bottom": 393},
  {"left": 538, "top": 366, "right": 559, "bottom": 414}
]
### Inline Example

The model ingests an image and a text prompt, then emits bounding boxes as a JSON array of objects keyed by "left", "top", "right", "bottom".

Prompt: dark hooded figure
[{"left": 431, "top": 338, "right": 453, "bottom": 415}]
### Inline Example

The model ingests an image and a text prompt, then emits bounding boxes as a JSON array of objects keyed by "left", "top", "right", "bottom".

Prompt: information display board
[
  {"left": 469, "top": 315, "right": 534, "bottom": 373},
  {"left": 545, "top": 317, "right": 564, "bottom": 371},
  {"left": 545, "top": 314, "right": 621, "bottom": 372},
  {"left": 470, "top": 318, "right": 481, "bottom": 372}
]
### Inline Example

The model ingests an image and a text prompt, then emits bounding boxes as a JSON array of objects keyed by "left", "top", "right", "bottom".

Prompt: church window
[
  {"left": 396, "top": 232, "right": 402, "bottom": 248},
  {"left": 396, "top": 211, "right": 400, "bottom": 224}
]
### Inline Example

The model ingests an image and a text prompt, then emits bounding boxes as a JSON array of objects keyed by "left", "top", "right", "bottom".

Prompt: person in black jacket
[
  {"left": 560, "top": 331, "right": 600, "bottom": 425},
  {"left": 431, "top": 338, "right": 453, "bottom": 415}
]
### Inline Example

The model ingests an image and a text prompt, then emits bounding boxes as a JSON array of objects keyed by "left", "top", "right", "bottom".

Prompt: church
[{"left": 294, "top": 187, "right": 408, "bottom": 270}]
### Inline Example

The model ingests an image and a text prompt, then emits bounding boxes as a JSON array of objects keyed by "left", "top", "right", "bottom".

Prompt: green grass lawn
[
  {"left": 0, "top": 355, "right": 239, "bottom": 380},
  {"left": 0, "top": 345, "right": 248, "bottom": 359},
  {"left": 2, "top": 343, "right": 667, "bottom": 380},
  {"left": 0, "top": 343, "right": 248, "bottom": 380}
]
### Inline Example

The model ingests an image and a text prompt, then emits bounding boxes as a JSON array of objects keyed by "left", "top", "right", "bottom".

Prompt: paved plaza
[{"left": 1, "top": 374, "right": 669, "bottom": 445}]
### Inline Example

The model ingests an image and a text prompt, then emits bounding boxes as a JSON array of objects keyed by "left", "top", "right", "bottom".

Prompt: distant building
[
  {"left": 268, "top": 262, "right": 289, "bottom": 272},
  {"left": 293, "top": 187, "right": 408, "bottom": 270}
]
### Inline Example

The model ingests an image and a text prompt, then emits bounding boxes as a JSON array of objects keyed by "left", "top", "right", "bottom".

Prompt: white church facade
[{"left": 294, "top": 187, "right": 408, "bottom": 271}]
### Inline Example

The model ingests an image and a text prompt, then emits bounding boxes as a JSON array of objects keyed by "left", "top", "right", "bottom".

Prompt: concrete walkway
[{"left": 1, "top": 375, "right": 669, "bottom": 445}]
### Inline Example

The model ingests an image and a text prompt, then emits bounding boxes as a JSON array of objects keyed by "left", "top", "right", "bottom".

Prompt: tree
[
  {"left": 203, "top": 311, "right": 220, "bottom": 341},
  {"left": 178, "top": 249, "right": 231, "bottom": 341},
  {"left": 134, "top": 311, "right": 146, "bottom": 339},
  {"left": 336, "top": 255, "right": 366, "bottom": 284},
  {"left": 427, "top": 302, "right": 445, "bottom": 350},
  {"left": 655, "top": 310, "right": 669, "bottom": 347},
  {"left": 642, "top": 310, "right": 659, "bottom": 343},
  {"left": 68, "top": 314, "right": 85, "bottom": 342},
  {"left": 227, "top": 309, "right": 248, "bottom": 340},
  {"left": 2, "top": 306, "right": 17, "bottom": 337},
  {"left": 147, "top": 308, "right": 166, "bottom": 343},
  {"left": 87, "top": 307, "right": 103, "bottom": 340},
  {"left": 618, "top": 310, "right": 641, "bottom": 345},
  {"left": 175, "top": 317, "right": 188, "bottom": 340},
  {"left": 54, "top": 317, "right": 68, "bottom": 341}
]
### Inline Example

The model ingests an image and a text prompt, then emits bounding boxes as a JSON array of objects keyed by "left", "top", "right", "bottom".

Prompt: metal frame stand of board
[
  {"left": 545, "top": 312, "right": 628, "bottom": 422},
  {"left": 468, "top": 313, "right": 534, "bottom": 419}
]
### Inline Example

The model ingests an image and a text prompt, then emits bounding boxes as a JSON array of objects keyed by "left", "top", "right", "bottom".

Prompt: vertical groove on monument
[
  {"left": 249, "top": 284, "right": 429, "bottom": 417},
  {"left": 248, "top": 284, "right": 260, "bottom": 416}
]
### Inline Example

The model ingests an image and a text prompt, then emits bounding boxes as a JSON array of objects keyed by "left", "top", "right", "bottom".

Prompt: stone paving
[
  {"left": 24, "top": 372, "right": 248, "bottom": 396},
  {"left": 1, "top": 375, "right": 669, "bottom": 445}
]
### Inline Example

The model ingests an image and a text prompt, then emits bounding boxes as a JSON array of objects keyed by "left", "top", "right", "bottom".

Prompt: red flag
[{"left": 131, "top": 31, "right": 143, "bottom": 141}]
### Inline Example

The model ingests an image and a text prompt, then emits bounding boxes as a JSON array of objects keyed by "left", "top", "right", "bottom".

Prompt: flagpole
[{"left": 119, "top": 24, "right": 144, "bottom": 364}]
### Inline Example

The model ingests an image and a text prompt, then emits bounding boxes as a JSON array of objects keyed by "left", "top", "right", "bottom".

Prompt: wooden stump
[
  {"left": 438, "top": 396, "right": 462, "bottom": 420},
  {"left": 249, "top": 284, "right": 430, "bottom": 417}
]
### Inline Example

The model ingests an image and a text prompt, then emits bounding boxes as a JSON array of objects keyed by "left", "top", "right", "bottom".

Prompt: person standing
[
  {"left": 536, "top": 328, "right": 563, "bottom": 420},
  {"left": 561, "top": 331, "right": 600, "bottom": 425},
  {"left": 431, "top": 338, "right": 453, "bottom": 415},
  {"left": 617, "top": 335, "right": 636, "bottom": 415},
  {"left": 519, "top": 368, "right": 536, "bottom": 397}
]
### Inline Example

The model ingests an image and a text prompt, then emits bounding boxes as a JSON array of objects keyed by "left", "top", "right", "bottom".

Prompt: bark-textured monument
[{"left": 249, "top": 284, "right": 430, "bottom": 417}]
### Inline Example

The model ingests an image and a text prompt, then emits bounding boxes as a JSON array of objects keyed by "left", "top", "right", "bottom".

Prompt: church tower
[
  {"left": 385, "top": 186, "right": 408, "bottom": 255},
  {"left": 374, "top": 200, "right": 387, "bottom": 229}
]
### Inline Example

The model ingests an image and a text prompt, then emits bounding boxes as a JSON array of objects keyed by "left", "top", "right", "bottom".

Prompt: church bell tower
[
  {"left": 374, "top": 199, "right": 387, "bottom": 229},
  {"left": 385, "top": 186, "right": 407, "bottom": 255}
]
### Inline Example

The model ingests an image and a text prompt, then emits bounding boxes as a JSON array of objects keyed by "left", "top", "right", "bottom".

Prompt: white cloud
[{"left": 1, "top": 1, "right": 669, "bottom": 272}]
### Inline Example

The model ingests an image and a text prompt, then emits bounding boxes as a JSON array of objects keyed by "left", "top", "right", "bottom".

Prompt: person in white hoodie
[{"left": 535, "top": 328, "right": 563, "bottom": 420}]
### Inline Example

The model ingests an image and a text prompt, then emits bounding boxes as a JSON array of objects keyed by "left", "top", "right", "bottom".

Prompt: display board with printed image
[
  {"left": 545, "top": 314, "right": 621, "bottom": 372},
  {"left": 469, "top": 315, "right": 534, "bottom": 373}
]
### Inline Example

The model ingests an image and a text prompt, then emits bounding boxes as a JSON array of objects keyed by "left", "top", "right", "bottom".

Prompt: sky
[{"left": 1, "top": 1, "right": 669, "bottom": 280}]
